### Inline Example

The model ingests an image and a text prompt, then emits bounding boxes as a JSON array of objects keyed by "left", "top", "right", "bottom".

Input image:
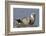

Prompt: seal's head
[{"left": 31, "top": 13, "right": 36, "bottom": 18}]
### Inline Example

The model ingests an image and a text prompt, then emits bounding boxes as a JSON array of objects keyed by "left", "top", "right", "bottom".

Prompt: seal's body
[{"left": 16, "top": 13, "right": 36, "bottom": 26}]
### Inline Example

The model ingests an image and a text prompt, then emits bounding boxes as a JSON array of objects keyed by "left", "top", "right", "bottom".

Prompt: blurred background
[{"left": 0, "top": 0, "right": 46, "bottom": 36}]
